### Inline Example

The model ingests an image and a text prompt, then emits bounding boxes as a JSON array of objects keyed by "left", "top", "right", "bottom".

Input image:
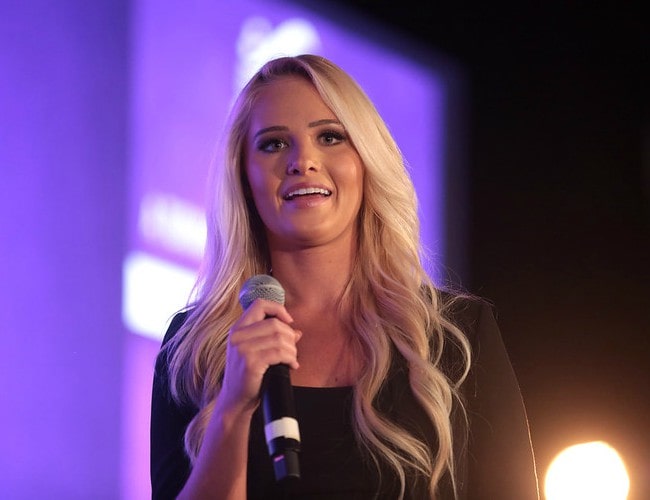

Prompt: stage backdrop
[
  {"left": 0, "top": 0, "right": 465, "bottom": 498},
  {"left": 1, "top": 1, "right": 129, "bottom": 498}
]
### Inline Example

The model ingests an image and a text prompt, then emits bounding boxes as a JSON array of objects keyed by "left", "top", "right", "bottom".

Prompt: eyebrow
[{"left": 252, "top": 119, "right": 342, "bottom": 139}]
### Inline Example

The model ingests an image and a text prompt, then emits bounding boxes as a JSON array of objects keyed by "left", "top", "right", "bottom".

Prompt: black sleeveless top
[{"left": 150, "top": 297, "right": 539, "bottom": 499}]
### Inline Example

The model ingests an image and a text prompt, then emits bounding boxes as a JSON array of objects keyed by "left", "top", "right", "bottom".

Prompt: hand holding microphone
[{"left": 238, "top": 274, "right": 301, "bottom": 482}]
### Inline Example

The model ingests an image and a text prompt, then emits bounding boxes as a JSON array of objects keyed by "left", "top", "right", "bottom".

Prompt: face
[{"left": 244, "top": 76, "right": 364, "bottom": 250}]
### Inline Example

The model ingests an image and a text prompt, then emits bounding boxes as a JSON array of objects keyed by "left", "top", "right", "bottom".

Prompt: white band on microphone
[{"left": 264, "top": 417, "right": 301, "bottom": 443}]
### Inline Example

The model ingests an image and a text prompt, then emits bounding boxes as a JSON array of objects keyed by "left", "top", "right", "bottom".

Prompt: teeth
[{"left": 285, "top": 187, "right": 331, "bottom": 200}]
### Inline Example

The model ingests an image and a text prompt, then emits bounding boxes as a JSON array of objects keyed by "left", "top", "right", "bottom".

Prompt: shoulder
[
  {"left": 438, "top": 290, "right": 496, "bottom": 348},
  {"left": 154, "top": 308, "right": 196, "bottom": 382},
  {"left": 434, "top": 289, "right": 510, "bottom": 387},
  {"left": 153, "top": 309, "right": 198, "bottom": 412},
  {"left": 161, "top": 309, "right": 192, "bottom": 347},
  {"left": 154, "top": 309, "right": 192, "bottom": 384}
]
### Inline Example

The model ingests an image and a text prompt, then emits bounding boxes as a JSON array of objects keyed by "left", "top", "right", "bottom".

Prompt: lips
[{"left": 283, "top": 186, "right": 332, "bottom": 201}]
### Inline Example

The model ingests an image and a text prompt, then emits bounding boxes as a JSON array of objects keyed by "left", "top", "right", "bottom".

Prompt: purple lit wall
[
  {"left": 121, "top": 4, "right": 457, "bottom": 497},
  {"left": 0, "top": 1, "right": 128, "bottom": 498},
  {"left": 0, "top": 0, "right": 463, "bottom": 498},
  {"left": 123, "top": 0, "right": 453, "bottom": 342}
]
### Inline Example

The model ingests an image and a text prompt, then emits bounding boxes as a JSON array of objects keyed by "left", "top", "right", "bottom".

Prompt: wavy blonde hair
[{"left": 165, "top": 54, "right": 471, "bottom": 499}]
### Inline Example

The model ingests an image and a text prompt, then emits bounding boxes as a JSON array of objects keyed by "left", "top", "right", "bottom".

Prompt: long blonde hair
[{"left": 164, "top": 54, "right": 471, "bottom": 498}]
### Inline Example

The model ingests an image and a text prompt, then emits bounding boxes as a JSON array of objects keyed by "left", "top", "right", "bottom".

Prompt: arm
[
  {"left": 177, "top": 400, "right": 255, "bottom": 500},
  {"left": 150, "top": 313, "right": 194, "bottom": 500},
  {"left": 150, "top": 317, "right": 257, "bottom": 500},
  {"left": 151, "top": 300, "right": 301, "bottom": 500},
  {"left": 465, "top": 300, "right": 540, "bottom": 499}
]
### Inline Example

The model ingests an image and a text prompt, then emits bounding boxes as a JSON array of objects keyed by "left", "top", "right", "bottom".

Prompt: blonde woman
[{"left": 150, "top": 55, "right": 539, "bottom": 499}]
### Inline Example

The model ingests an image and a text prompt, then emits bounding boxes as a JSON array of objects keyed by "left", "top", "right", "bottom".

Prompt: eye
[
  {"left": 319, "top": 130, "right": 346, "bottom": 146},
  {"left": 257, "top": 137, "right": 288, "bottom": 153}
]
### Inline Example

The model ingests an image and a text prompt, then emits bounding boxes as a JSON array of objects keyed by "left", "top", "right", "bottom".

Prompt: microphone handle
[{"left": 262, "top": 363, "right": 301, "bottom": 481}]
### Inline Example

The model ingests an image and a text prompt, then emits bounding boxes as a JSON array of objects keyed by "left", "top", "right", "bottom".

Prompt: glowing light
[
  {"left": 122, "top": 251, "right": 197, "bottom": 340},
  {"left": 545, "top": 441, "right": 630, "bottom": 500},
  {"left": 138, "top": 192, "right": 206, "bottom": 261},
  {"left": 235, "top": 17, "right": 321, "bottom": 91}
]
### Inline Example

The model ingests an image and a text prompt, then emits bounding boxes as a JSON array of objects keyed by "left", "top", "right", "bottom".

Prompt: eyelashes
[
  {"left": 257, "top": 137, "right": 288, "bottom": 153},
  {"left": 320, "top": 130, "right": 346, "bottom": 145},
  {"left": 255, "top": 129, "right": 348, "bottom": 153}
]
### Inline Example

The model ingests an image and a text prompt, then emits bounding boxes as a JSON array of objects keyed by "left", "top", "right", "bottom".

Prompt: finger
[
  {"left": 222, "top": 338, "right": 296, "bottom": 396},
  {"left": 238, "top": 298, "right": 294, "bottom": 325},
  {"left": 230, "top": 318, "right": 298, "bottom": 357},
  {"left": 220, "top": 325, "right": 300, "bottom": 412},
  {"left": 235, "top": 326, "right": 299, "bottom": 360},
  {"left": 231, "top": 317, "right": 297, "bottom": 344},
  {"left": 243, "top": 344, "right": 300, "bottom": 371}
]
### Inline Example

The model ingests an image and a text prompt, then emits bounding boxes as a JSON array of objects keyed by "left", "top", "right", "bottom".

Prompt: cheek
[
  {"left": 245, "top": 163, "right": 278, "bottom": 211},
  {"left": 246, "top": 161, "right": 265, "bottom": 191},
  {"left": 349, "top": 162, "right": 365, "bottom": 201}
]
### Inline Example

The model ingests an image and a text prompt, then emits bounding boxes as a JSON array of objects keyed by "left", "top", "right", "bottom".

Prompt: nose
[{"left": 286, "top": 143, "right": 319, "bottom": 175}]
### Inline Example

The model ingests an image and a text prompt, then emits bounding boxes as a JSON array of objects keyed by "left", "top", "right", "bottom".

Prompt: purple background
[
  {"left": 1, "top": 1, "right": 128, "bottom": 497},
  {"left": 128, "top": 0, "right": 448, "bottom": 271},
  {"left": 2, "top": 0, "right": 647, "bottom": 498},
  {"left": 1, "top": 1, "right": 458, "bottom": 498}
]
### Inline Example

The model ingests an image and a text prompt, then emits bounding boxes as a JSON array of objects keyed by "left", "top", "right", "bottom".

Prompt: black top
[{"left": 150, "top": 297, "right": 539, "bottom": 499}]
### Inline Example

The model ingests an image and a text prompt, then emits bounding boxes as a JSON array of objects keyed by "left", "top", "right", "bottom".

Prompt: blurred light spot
[
  {"left": 122, "top": 251, "right": 197, "bottom": 340},
  {"left": 545, "top": 441, "right": 630, "bottom": 500},
  {"left": 235, "top": 17, "right": 321, "bottom": 92},
  {"left": 138, "top": 192, "right": 206, "bottom": 261}
]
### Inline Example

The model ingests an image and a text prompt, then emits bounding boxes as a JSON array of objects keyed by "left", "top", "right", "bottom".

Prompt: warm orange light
[{"left": 545, "top": 441, "right": 630, "bottom": 500}]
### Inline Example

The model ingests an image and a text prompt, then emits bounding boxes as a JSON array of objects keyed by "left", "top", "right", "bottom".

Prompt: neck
[
  {"left": 266, "top": 233, "right": 362, "bottom": 388},
  {"left": 268, "top": 238, "right": 357, "bottom": 312}
]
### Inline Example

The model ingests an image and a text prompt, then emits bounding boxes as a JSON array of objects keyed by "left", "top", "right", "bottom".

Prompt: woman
[{"left": 150, "top": 54, "right": 539, "bottom": 499}]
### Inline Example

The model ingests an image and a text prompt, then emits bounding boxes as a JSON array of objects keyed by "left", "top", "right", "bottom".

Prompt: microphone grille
[{"left": 239, "top": 274, "right": 286, "bottom": 309}]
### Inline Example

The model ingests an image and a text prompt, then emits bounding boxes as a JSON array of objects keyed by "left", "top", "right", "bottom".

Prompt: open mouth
[{"left": 283, "top": 187, "right": 332, "bottom": 201}]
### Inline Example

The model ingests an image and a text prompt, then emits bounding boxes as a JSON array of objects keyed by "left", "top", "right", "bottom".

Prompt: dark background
[
  {"left": 1, "top": 1, "right": 645, "bottom": 497},
  {"left": 332, "top": 1, "right": 649, "bottom": 497}
]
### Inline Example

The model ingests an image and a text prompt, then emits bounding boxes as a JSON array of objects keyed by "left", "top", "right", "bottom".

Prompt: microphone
[{"left": 239, "top": 274, "right": 301, "bottom": 482}]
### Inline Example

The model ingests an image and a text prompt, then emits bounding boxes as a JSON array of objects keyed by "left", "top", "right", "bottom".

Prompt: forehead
[{"left": 249, "top": 76, "right": 336, "bottom": 127}]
